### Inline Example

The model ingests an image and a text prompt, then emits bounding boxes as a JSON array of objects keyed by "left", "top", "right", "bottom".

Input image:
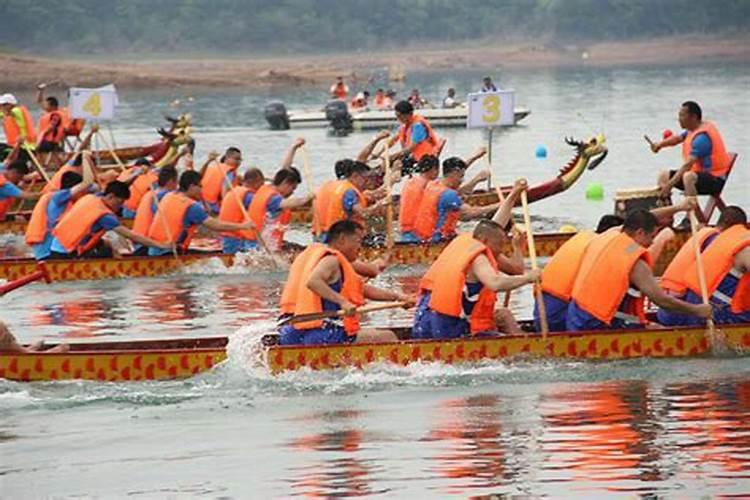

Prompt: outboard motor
[
  {"left": 264, "top": 100, "right": 290, "bottom": 130},
  {"left": 324, "top": 99, "right": 353, "bottom": 136}
]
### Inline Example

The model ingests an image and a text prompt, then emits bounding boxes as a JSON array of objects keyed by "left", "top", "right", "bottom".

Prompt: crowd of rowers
[{"left": 0, "top": 90, "right": 747, "bottom": 349}]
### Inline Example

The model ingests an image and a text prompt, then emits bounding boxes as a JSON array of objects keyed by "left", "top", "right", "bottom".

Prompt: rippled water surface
[{"left": 1, "top": 62, "right": 749, "bottom": 497}]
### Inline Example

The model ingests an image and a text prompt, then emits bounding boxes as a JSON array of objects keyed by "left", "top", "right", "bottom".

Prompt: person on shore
[
  {"left": 147, "top": 171, "right": 257, "bottom": 256},
  {"left": 657, "top": 206, "right": 749, "bottom": 326},
  {"left": 413, "top": 219, "right": 540, "bottom": 339},
  {"left": 565, "top": 209, "right": 712, "bottom": 332},
  {"left": 388, "top": 100, "right": 440, "bottom": 163},
  {"left": 442, "top": 88, "right": 460, "bottom": 109},
  {"left": 652, "top": 101, "right": 732, "bottom": 221},
  {"left": 48, "top": 181, "right": 169, "bottom": 259},
  {"left": 481, "top": 76, "right": 498, "bottom": 92},
  {"left": 130, "top": 166, "right": 178, "bottom": 256},
  {"left": 330, "top": 77, "right": 349, "bottom": 100},
  {"left": 217, "top": 168, "right": 265, "bottom": 254},
  {"left": 0, "top": 161, "right": 40, "bottom": 220},
  {"left": 201, "top": 146, "right": 243, "bottom": 214},
  {"left": 278, "top": 220, "right": 411, "bottom": 346}
]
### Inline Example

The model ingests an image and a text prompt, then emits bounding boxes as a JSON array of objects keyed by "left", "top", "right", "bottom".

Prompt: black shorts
[
  {"left": 37, "top": 140, "right": 63, "bottom": 153},
  {"left": 669, "top": 170, "right": 725, "bottom": 196}
]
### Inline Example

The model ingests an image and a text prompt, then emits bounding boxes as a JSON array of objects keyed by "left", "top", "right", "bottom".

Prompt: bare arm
[
  {"left": 280, "top": 138, "right": 305, "bottom": 169},
  {"left": 460, "top": 202, "right": 500, "bottom": 220},
  {"left": 306, "top": 256, "right": 352, "bottom": 310},
  {"left": 471, "top": 254, "right": 539, "bottom": 292},
  {"left": 463, "top": 147, "right": 487, "bottom": 169},
  {"left": 279, "top": 193, "right": 314, "bottom": 209},
  {"left": 491, "top": 180, "right": 526, "bottom": 228},
  {"left": 458, "top": 169, "right": 490, "bottom": 195},
  {"left": 630, "top": 260, "right": 711, "bottom": 317},
  {"left": 18, "top": 190, "right": 41, "bottom": 201},
  {"left": 648, "top": 227, "right": 675, "bottom": 262},
  {"left": 496, "top": 231, "right": 525, "bottom": 275},
  {"left": 651, "top": 133, "right": 684, "bottom": 153},
  {"left": 357, "top": 131, "right": 390, "bottom": 162},
  {"left": 735, "top": 247, "right": 750, "bottom": 273},
  {"left": 113, "top": 225, "right": 170, "bottom": 249},
  {"left": 364, "top": 283, "right": 409, "bottom": 302},
  {"left": 203, "top": 217, "right": 255, "bottom": 233},
  {"left": 35, "top": 84, "right": 45, "bottom": 108}
]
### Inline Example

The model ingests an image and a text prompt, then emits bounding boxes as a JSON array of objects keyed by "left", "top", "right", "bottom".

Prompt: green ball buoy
[{"left": 586, "top": 182, "right": 604, "bottom": 200}]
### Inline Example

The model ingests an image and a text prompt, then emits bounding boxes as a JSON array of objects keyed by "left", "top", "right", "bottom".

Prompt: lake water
[{"left": 1, "top": 62, "right": 749, "bottom": 498}]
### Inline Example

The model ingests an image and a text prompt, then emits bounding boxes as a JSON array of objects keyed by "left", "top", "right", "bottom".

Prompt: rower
[
  {"left": 147, "top": 171, "right": 256, "bottom": 256},
  {"left": 399, "top": 155, "right": 440, "bottom": 242},
  {"left": 217, "top": 168, "right": 264, "bottom": 254},
  {"left": 278, "top": 220, "right": 410, "bottom": 346},
  {"left": 131, "top": 166, "right": 178, "bottom": 256},
  {"left": 245, "top": 167, "right": 313, "bottom": 252},
  {"left": 657, "top": 206, "right": 750, "bottom": 326},
  {"left": 653, "top": 101, "right": 732, "bottom": 223},
  {"left": 25, "top": 154, "right": 95, "bottom": 260},
  {"left": 566, "top": 209, "right": 712, "bottom": 332},
  {"left": 388, "top": 100, "right": 440, "bottom": 162},
  {"left": 202, "top": 146, "right": 242, "bottom": 214},
  {"left": 43, "top": 125, "right": 98, "bottom": 194},
  {"left": 0, "top": 321, "right": 68, "bottom": 354},
  {"left": 118, "top": 158, "right": 158, "bottom": 219},
  {"left": 412, "top": 157, "right": 499, "bottom": 243},
  {"left": 0, "top": 161, "right": 40, "bottom": 220},
  {"left": 0, "top": 93, "right": 36, "bottom": 162},
  {"left": 412, "top": 219, "right": 540, "bottom": 340},
  {"left": 49, "top": 181, "right": 169, "bottom": 259}
]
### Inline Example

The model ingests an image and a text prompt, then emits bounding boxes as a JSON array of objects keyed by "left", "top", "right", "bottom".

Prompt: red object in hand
[{"left": 662, "top": 129, "right": 673, "bottom": 139}]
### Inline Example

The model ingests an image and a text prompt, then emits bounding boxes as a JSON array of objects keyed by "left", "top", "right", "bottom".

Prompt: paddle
[
  {"left": 277, "top": 300, "right": 410, "bottom": 327},
  {"left": 383, "top": 143, "right": 394, "bottom": 250},
  {"left": 95, "top": 130, "right": 126, "bottom": 172},
  {"left": 643, "top": 134, "right": 656, "bottom": 149},
  {"left": 25, "top": 148, "right": 52, "bottom": 185},
  {"left": 0, "top": 263, "right": 51, "bottom": 296},
  {"left": 521, "top": 190, "right": 549, "bottom": 338},
  {"left": 299, "top": 145, "right": 320, "bottom": 239},
  {"left": 688, "top": 209, "right": 718, "bottom": 344}
]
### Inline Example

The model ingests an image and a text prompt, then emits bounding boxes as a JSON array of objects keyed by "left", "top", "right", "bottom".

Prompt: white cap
[
  {"left": 356, "top": 92, "right": 365, "bottom": 100},
  {"left": 0, "top": 93, "right": 17, "bottom": 105}
]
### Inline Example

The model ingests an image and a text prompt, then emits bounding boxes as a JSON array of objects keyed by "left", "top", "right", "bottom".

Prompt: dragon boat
[
  {"left": 2, "top": 322, "right": 748, "bottom": 382},
  {"left": 0, "top": 229, "right": 690, "bottom": 282},
  {"left": 1, "top": 134, "right": 607, "bottom": 233}
]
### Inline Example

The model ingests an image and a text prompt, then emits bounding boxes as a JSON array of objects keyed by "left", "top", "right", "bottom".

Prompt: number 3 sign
[
  {"left": 467, "top": 90, "right": 515, "bottom": 128},
  {"left": 69, "top": 84, "right": 118, "bottom": 121}
]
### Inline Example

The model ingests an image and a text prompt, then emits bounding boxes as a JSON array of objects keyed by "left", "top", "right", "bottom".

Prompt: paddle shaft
[
  {"left": 25, "top": 147, "right": 52, "bottom": 185},
  {"left": 383, "top": 144, "right": 394, "bottom": 249},
  {"left": 279, "top": 301, "right": 409, "bottom": 327},
  {"left": 644, "top": 134, "right": 655, "bottom": 148},
  {"left": 688, "top": 210, "right": 716, "bottom": 336},
  {"left": 95, "top": 130, "right": 126, "bottom": 172},
  {"left": 0, "top": 265, "right": 50, "bottom": 296},
  {"left": 521, "top": 190, "right": 549, "bottom": 338}
]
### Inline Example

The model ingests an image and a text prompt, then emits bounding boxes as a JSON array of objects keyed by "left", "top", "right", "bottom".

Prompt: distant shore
[{"left": 2, "top": 36, "right": 748, "bottom": 90}]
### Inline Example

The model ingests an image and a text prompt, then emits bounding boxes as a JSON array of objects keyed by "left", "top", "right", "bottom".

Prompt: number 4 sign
[
  {"left": 69, "top": 84, "right": 119, "bottom": 121},
  {"left": 466, "top": 90, "right": 515, "bottom": 128}
]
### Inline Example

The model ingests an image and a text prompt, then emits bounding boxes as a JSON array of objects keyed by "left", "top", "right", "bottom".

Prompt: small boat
[
  {"left": 0, "top": 336, "right": 227, "bottom": 382},
  {"left": 263, "top": 322, "right": 750, "bottom": 374},
  {"left": 0, "top": 230, "right": 689, "bottom": 282}
]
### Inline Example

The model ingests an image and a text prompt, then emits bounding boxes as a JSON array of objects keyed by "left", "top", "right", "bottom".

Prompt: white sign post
[
  {"left": 69, "top": 84, "right": 119, "bottom": 121},
  {"left": 466, "top": 90, "right": 515, "bottom": 188}
]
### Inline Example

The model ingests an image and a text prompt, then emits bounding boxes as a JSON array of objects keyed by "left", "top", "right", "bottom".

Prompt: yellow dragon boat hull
[{"left": 0, "top": 337, "right": 227, "bottom": 382}]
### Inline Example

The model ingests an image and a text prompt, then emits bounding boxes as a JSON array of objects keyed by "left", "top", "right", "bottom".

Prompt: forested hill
[{"left": 2, "top": 0, "right": 748, "bottom": 55}]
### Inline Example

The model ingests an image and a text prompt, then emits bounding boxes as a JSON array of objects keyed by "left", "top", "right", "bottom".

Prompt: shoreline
[{"left": 2, "top": 35, "right": 748, "bottom": 90}]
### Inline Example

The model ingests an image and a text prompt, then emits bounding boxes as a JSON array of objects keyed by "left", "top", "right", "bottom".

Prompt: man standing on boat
[
  {"left": 566, "top": 210, "right": 712, "bottom": 331},
  {"left": 330, "top": 76, "right": 349, "bottom": 100},
  {"left": 279, "top": 220, "right": 411, "bottom": 346},
  {"left": 0, "top": 93, "right": 36, "bottom": 162},
  {"left": 412, "top": 219, "right": 540, "bottom": 339},
  {"left": 657, "top": 206, "right": 750, "bottom": 326},
  {"left": 388, "top": 100, "right": 440, "bottom": 162},
  {"left": 481, "top": 76, "right": 499, "bottom": 92},
  {"left": 653, "top": 101, "right": 732, "bottom": 218}
]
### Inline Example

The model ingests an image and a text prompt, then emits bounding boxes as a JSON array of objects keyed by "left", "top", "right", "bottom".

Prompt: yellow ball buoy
[{"left": 559, "top": 224, "right": 578, "bottom": 233}]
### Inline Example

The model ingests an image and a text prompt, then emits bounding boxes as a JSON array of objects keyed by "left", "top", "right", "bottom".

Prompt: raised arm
[
  {"left": 491, "top": 179, "right": 526, "bottom": 228},
  {"left": 357, "top": 130, "right": 390, "bottom": 162},
  {"left": 281, "top": 137, "right": 306, "bottom": 170}
]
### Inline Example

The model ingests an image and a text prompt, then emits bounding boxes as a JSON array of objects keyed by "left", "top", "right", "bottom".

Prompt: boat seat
[{"left": 699, "top": 152, "right": 737, "bottom": 223}]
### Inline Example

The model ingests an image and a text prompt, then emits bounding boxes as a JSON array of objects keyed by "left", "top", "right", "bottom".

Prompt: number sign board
[
  {"left": 69, "top": 84, "right": 119, "bottom": 121},
  {"left": 467, "top": 90, "right": 515, "bottom": 128}
]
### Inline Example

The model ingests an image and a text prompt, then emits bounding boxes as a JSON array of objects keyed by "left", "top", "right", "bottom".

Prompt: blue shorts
[
  {"left": 412, "top": 294, "right": 470, "bottom": 340},
  {"left": 222, "top": 237, "right": 258, "bottom": 254},
  {"left": 278, "top": 322, "right": 355, "bottom": 346},
  {"left": 534, "top": 292, "right": 568, "bottom": 333},
  {"left": 400, "top": 231, "right": 421, "bottom": 243}
]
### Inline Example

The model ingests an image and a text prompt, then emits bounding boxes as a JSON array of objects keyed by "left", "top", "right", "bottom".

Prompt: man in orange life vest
[
  {"left": 0, "top": 93, "right": 36, "bottom": 154},
  {"left": 130, "top": 166, "right": 178, "bottom": 256},
  {"left": 279, "top": 220, "right": 411, "bottom": 346},
  {"left": 0, "top": 161, "right": 40, "bottom": 220},
  {"left": 657, "top": 206, "right": 750, "bottom": 326},
  {"left": 43, "top": 125, "right": 98, "bottom": 194},
  {"left": 412, "top": 219, "right": 540, "bottom": 339},
  {"left": 35, "top": 95, "right": 67, "bottom": 167},
  {"left": 36, "top": 83, "right": 84, "bottom": 139},
  {"left": 118, "top": 158, "right": 159, "bottom": 219},
  {"left": 26, "top": 153, "right": 94, "bottom": 260},
  {"left": 48, "top": 181, "right": 168, "bottom": 259},
  {"left": 330, "top": 76, "right": 349, "bottom": 100},
  {"left": 202, "top": 146, "right": 243, "bottom": 214},
  {"left": 412, "top": 156, "right": 499, "bottom": 243},
  {"left": 147, "top": 171, "right": 256, "bottom": 256},
  {"left": 653, "top": 101, "right": 732, "bottom": 206},
  {"left": 566, "top": 209, "right": 712, "bottom": 332},
  {"left": 218, "top": 168, "right": 265, "bottom": 254},
  {"left": 388, "top": 100, "right": 440, "bottom": 162}
]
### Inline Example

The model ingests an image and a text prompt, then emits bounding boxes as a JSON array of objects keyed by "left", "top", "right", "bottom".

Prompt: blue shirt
[
  {"left": 342, "top": 189, "right": 360, "bottom": 218},
  {"left": 148, "top": 202, "right": 208, "bottom": 256},
  {"left": 0, "top": 181, "right": 22, "bottom": 200},
  {"left": 31, "top": 189, "right": 74, "bottom": 260},
  {"left": 431, "top": 189, "right": 462, "bottom": 242},
  {"left": 681, "top": 130, "right": 713, "bottom": 171},
  {"left": 411, "top": 122, "right": 427, "bottom": 144},
  {"left": 49, "top": 212, "right": 120, "bottom": 255}
]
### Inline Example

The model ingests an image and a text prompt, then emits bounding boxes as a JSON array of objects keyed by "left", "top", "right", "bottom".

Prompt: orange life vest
[
  {"left": 248, "top": 184, "right": 291, "bottom": 247},
  {"left": 682, "top": 121, "right": 732, "bottom": 178},
  {"left": 59, "top": 107, "right": 84, "bottom": 137},
  {"left": 51, "top": 194, "right": 114, "bottom": 254},
  {"left": 2, "top": 105, "right": 36, "bottom": 147},
  {"left": 201, "top": 162, "right": 237, "bottom": 205},
  {"left": 541, "top": 231, "right": 597, "bottom": 302},
  {"left": 413, "top": 181, "right": 460, "bottom": 241},
  {"left": 661, "top": 227, "right": 719, "bottom": 296},
  {"left": 331, "top": 83, "right": 349, "bottom": 100},
  {"left": 283, "top": 244, "right": 365, "bottom": 334},
  {"left": 25, "top": 191, "right": 72, "bottom": 245},
  {"left": 118, "top": 168, "right": 158, "bottom": 213},
  {"left": 398, "top": 175, "right": 430, "bottom": 233},
  {"left": 147, "top": 191, "right": 197, "bottom": 251},
  {"left": 38, "top": 110, "right": 66, "bottom": 144},
  {"left": 312, "top": 180, "right": 337, "bottom": 235},
  {"left": 419, "top": 233, "right": 499, "bottom": 334},
  {"left": 397, "top": 115, "right": 439, "bottom": 161},
  {"left": 218, "top": 186, "right": 255, "bottom": 240},
  {"left": 43, "top": 164, "right": 81, "bottom": 194},
  {"left": 684, "top": 224, "right": 750, "bottom": 314},
  {"left": 571, "top": 231, "right": 652, "bottom": 325},
  {"left": 321, "top": 180, "right": 367, "bottom": 232}
]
